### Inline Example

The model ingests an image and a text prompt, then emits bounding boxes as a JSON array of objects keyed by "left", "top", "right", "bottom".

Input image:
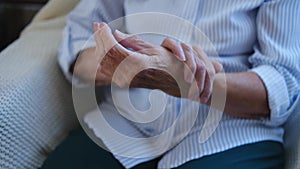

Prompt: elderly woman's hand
[
  {"left": 161, "top": 38, "right": 223, "bottom": 103},
  {"left": 74, "top": 22, "right": 181, "bottom": 90},
  {"left": 74, "top": 22, "right": 222, "bottom": 103},
  {"left": 114, "top": 32, "right": 222, "bottom": 103},
  {"left": 72, "top": 22, "right": 138, "bottom": 86}
]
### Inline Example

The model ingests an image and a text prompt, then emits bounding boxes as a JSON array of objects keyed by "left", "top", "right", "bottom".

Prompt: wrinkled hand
[
  {"left": 74, "top": 22, "right": 151, "bottom": 87},
  {"left": 161, "top": 38, "right": 223, "bottom": 102},
  {"left": 115, "top": 33, "right": 222, "bottom": 103},
  {"left": 112, "top": 31, "right": 190, "bottom": 97},
  {"left": 74, "top": 22, "right": 222, "bottom": 103}
]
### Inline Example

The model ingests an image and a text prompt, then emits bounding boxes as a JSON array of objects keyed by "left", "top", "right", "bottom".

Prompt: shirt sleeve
[
  {"left": 249, "top": 0, "right": 300, "bottom": 126},
  {"left": 57, "top": 0, "right": 125, "bottom": 85}
]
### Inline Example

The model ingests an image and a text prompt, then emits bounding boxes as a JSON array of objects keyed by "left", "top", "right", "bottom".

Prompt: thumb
[{"left": 93, "top": 22, "right": 119, "bottom": 55}]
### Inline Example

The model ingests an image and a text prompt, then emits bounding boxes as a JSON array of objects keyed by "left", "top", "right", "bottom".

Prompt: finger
[
  {"left": 161, "top": 38, "right": 186, "bottom": 61},
  {"left": 212, "top": 61, "right": 223, "bottom": 73},
  {"left": 93, "top": 22, "right": 122, "bottom": 57},
  {"left": 93, "top": 22, "right": 104, "bottom": 59},
  {"left": 114, "top": 29, "right": 131, "bottom": 41},
  {"left": 192, "top": 46, "right": 216, "bottom": 103},
  {"left": 95, "top": 23, "right": 141, "bottom": 61},
  {"left": 199, "top": 71, "right": 213, "bottom": 103},
  {"left": 187, "top": 81, "right": 200, "bottom": 100},
  {"left": 195, "top": 61, "right": 206, "bottom": 94},
  {"left": 192, "top": 46, "right": 215, "bottom": 73},
  {"left": 188, "top": 60, "right": 206, "bottom": 99},
  {"left": 181, "top": 43, "right": 196, "bottom": 83},
  {"left": 93, "top": 22, "right": 100, "bottom": 34},
  {"left": 114, "top": 30, "right": 156, "bottom": 53}
]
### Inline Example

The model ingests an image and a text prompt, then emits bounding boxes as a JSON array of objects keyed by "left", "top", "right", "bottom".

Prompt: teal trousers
[{"left": 41, "top": 128, "right": 284, "bottom": 169}]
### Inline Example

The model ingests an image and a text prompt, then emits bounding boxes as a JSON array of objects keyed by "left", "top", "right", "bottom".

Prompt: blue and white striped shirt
[{"left": 58, "top": 0, "right": 300, "bottom": 168}]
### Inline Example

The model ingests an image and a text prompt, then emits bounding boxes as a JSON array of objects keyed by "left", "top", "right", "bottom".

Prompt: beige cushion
[{"left": 0, "top": 0, "right": 79, "bottom": 168}]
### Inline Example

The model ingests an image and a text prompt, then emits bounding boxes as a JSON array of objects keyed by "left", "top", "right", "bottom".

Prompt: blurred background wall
[{"left": 0, "top": 0, "right": 48, "bottom": 51}]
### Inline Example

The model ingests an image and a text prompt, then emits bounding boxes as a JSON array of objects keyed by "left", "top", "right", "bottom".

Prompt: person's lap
[{"left": 41, "top": 127, "right": 284, "bottom": 169}]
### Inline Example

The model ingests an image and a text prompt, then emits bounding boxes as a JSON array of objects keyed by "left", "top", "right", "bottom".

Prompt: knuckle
[
  {"left": 164, "top": 38, "right": 178, "bottom": 50},
  {"left": 161, "top": 39, "right": 168, "bottom": 47},
  {"left": 165, "top": 37, "right": 174, "bottom": 44},
  {"left": 163, "top": 37, "right": 171, "bottom": 43},
  {"left": 130, "top": 35, "right": 139, "bottom": 40}
]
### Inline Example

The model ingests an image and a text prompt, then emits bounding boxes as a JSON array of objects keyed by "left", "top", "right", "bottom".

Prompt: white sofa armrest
[{"left": 0, "top": 0, "right": 79, "bottom": 168}]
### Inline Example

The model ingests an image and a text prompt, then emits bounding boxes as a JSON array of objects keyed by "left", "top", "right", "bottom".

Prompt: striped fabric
[{"left": 58, "top": 0, "right": 300, "bottom": 168}]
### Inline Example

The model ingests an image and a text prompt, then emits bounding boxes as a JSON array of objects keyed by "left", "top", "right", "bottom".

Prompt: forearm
[
  {"left": 74, "top": 45, "right": 270, "bottom": 119},
  {"left": 213, "top": 72, "right": 270, "bottom": 118},
  {"left": 70, "top": 47, "right": 99, "bottom": 82},
  {"left": 131, "top": 70, "right": 270, "bottom": 119}
]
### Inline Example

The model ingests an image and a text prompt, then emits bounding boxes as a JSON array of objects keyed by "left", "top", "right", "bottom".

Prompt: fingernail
[
  {"left": 179, "top": 48, "right": 186, "bottom": 61},
  {"left": 93, "top": 22, "right": 98, "bottom": 29},
  {"left": 99, "top": 22, "right": 105, "bottom": 28}
]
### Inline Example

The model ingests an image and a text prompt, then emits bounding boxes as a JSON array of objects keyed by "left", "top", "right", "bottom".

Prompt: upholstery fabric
[{"left": 0, "top": 0, "right": 79, "bottom": 168}]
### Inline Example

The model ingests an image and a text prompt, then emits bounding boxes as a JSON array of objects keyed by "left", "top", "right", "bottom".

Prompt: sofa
[{"left": 0, "top": 0, "right": 299, "bottom": 168}]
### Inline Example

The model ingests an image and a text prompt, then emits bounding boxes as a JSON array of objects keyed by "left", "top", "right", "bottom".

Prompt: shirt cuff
[{"left": 250, "top": 65, "right": 290, "bottom": 126}]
